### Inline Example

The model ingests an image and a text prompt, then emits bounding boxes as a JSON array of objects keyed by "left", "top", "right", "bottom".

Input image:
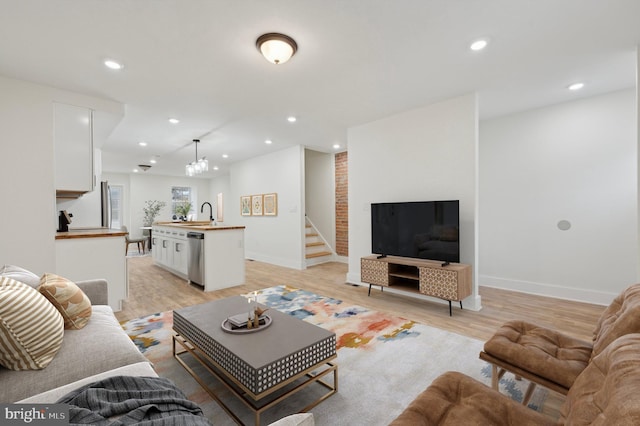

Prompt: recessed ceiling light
[
  {"left": 213, "top": 166, "right": 219, "bottom": 171},
  {"left": 138, "top": 141, "right": 147, "bottom": 147},
  {"left": 333, "top": 144, "right": 341, "bottom": 150},
  {"left": 104, "top": 59, "right": 123, "bottom": 70},
  {"left": 133, "top": 168, "right": 139, "bottom": 173},
  {"left": 222, "top": 154, "right": 229, "bottom": 159},
  {"left": 168, "top": 118, "right": 180, "bottom": 124},
  {"left": 568, "top": 82, "right": 585, "bottom": 91},
  {"left": 265, "top": 139, "right": 273, "bottom": 145},
  {"left": 469, "top": 39, "right": 488, "bottom": 51},
  {"left": 287, "top": 116, "right": 297, "bottom": 123},
  {"left": 150, "top": 159, "right": 157, "bottom": 164}
]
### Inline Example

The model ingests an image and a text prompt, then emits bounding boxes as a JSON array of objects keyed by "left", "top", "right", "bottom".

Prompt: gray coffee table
[{"left": 173, "top": 296, "right": 338, "bottom": 425}]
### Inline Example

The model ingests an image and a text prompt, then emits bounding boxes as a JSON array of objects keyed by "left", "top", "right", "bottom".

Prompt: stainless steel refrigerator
[{"left": 100, "top": 181, "right": 112, "bottom": 228}]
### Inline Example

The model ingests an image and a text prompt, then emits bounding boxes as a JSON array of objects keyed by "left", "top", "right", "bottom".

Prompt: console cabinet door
[
  {"left": 361, "top": 258, "right": 389, "bottom": 286},
  {"left": 54, "top": 102, "right": 94, "bottom": 193}
]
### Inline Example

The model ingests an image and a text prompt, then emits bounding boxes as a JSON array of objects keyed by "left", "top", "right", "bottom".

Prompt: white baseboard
[
  {"left": 334, "top": 255, "right": 348, "bottom": 264},
  {"left": 245, "top": 252, "right": 304, "bottom": 270},
  {"left": 305, "top": 255, "right": 334, "bottom": 267},
  {"left": 479, "top": 275, "right": 613, "bottom": 306}
]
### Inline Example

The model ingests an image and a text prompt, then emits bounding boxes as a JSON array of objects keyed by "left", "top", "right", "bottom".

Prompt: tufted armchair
[{"left": 478, "top": 283, "right": 640, "bottom": 404}]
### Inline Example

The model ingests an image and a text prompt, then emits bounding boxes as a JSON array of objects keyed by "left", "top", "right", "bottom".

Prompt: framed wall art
[
  {"left": 251, "top": 194, "right": 263, "bottom": 216},
  {"left": 263, "top": 193, "right": 278, "bottom": 216},
  {"left": 240, "top": 195, "right": 251, "bottom": 216}
]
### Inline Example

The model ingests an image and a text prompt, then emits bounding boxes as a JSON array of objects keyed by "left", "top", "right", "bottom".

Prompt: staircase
[{"left": 305, "top": 218, "right": 333, "bottom": 266}]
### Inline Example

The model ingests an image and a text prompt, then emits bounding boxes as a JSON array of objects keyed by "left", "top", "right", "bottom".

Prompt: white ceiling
[{"left": 1, "top": 1, "right": 638, "bottom": 178}]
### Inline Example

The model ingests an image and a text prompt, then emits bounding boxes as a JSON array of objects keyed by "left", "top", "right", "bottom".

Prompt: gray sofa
[
  {"left": 0, "top": 278, "right": 155, "bottom": 403},
  {"left": 1, "top": 271, "right": 315, "bottom": 426}
]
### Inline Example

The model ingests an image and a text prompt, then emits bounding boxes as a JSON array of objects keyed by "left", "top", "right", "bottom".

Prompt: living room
[{"left": 1, "top": 2, "right": 640, "bottom": 425}]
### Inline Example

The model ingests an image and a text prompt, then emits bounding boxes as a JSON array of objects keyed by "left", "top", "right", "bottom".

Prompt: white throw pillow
[
  {"left": 0, "top": 264, "right": 40, "bottom": 288},
  {"left": 267, "top": 413, "right": 314, "bottom": 426}
]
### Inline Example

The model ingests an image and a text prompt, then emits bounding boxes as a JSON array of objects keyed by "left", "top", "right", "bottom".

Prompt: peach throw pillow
[{"left": 39, "top": 273, "right": 92, "bottom": 330}]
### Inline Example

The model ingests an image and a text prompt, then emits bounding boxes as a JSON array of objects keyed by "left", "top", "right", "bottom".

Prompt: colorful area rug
[{"left": 121, "top": 285, "right": 547, "bottom": 425}]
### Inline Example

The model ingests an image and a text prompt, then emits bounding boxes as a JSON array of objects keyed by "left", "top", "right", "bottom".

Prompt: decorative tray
[{"left": 221, "top": 314, "right": 272, "bottom": 334}]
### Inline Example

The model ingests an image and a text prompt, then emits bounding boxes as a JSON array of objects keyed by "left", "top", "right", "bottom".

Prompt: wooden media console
[{"left": 360, "top": 255, "right": 472, "bottom": 316}]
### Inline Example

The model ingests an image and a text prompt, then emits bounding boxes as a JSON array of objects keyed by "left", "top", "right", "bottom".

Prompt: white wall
[
  {"left": 480, "top": 89, "right": 638, "bottom": 304},
  {"left": 305, "top": 149, "right": 336, "bottom": 250},
  {"left": 0, "top": 75, "right": 122, "bottom": 274},
  {"left": 346, "top": 94, "right": 480, "bottom": 309},
  {"left": 229, "top": 145, "right": 305, "bottom": 269},
  {"left": 0, "top": 77, "right": 56, "bottom": 272}
]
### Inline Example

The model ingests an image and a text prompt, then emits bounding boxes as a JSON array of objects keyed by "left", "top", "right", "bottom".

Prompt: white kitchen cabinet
[
  {"left": 55, "top": 234, "right": 127, "bottom": 312},
  {"left": 171, "top": 238, "right": 188, "bottom": 275},
  {"left": 54, "top": 102, "right": 94, "bottom": 195},
  {"left": 152, "top": 223, "right": 245, "bottom": 291},
  {"left": 152, "top": 226, "right": 188, "bottom": 278}
]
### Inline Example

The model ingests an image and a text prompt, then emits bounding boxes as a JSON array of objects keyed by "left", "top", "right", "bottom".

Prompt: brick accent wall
[{"left": 335, "top": 152, "right": 348, "bottom": 256}]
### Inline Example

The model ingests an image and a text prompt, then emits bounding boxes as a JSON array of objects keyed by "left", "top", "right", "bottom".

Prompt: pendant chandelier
[{"left": 185, "top": 139, "right": 208, "bottom": 176}]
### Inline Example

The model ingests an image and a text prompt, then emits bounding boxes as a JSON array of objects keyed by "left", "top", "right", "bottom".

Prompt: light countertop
[
  {"left": 154, "top": 221, "right": 245, "bottom": 231},
  {"left": 55, "top": 227, "right": 127, "bottom": 240}
]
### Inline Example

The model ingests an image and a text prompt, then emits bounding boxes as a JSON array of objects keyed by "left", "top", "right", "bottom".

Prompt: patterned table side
[
  {"left": 173, "top": 313, "right": 256, "bottom": 392},
  {"left": 174, "top": 312, "right": 336, "bottom": 395},
  {"left": 361, "top": 258, "right": 389, "bottom": 286},
  {"left": 419, "top": 267, "right": 459, "bottom": 301},
  {"left": 256, "top": 335, "right": 336, "bottom": 394}
]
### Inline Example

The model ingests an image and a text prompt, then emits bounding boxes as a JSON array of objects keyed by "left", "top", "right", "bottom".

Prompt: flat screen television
[{"left": 371, "top": 200, "right": 460, "bottom": 263}]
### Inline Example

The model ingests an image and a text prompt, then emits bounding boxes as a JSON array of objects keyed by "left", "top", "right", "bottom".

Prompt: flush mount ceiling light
[
  {"left": 185, "top": 139, "right": 208, "bottom": 177},
  {"left": 138, "top": 164, "right": 151, "bottom": 172},
  {"left": 256, "top": 33, "right": 297, "bottom": 65}
]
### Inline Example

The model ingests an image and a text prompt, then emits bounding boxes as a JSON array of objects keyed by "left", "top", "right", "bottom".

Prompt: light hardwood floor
[
  {"left": 117, "top": 255, "right": 607, "bottom": 418},
  {"left": 117, "top": 255, "right": 605, "bottom": 343}
]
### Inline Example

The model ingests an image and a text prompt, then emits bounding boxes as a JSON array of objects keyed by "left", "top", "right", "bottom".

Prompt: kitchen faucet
[{"left": 201, "top": 202, "right": 214, "bottom": 222}]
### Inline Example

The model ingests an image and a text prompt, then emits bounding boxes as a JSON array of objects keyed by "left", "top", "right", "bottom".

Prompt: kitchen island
[
  {"left": 55, "top": 227, "right": 128, "bottom": 311},
  {"left": 152, "top": 222, "right": 245, "bottom": 292}
]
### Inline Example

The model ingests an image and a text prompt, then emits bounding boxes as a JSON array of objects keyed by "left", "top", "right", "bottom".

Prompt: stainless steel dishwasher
[{"left": 187, "top": 232, "right": 205, "bottom": 286}]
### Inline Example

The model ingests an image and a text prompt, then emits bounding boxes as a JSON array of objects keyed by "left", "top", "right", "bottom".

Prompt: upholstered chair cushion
[
  {"left": 483, "top": 320, "right": 592, "bottom": 389},
  {"left": 560, "top": 333, "right": 640, "bottom": 425},
  {"left": 0, "top": 277, "right": 64, "bottom": 370},
  {"left": 591, "top": 283, "right": 640, "bottom": 360},
  {"left": 39, "top": 273, "right": 92, "bottom": 330},
  {"left": 389, "top": 371, "right": 554, "bottom": 426}
]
